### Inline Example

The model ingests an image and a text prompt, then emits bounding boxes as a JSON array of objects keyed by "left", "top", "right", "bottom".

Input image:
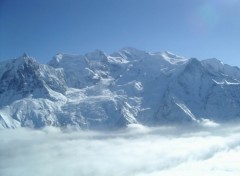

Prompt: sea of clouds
[{"left": 1, "top": 124, "right": 240, "bottom": 176}]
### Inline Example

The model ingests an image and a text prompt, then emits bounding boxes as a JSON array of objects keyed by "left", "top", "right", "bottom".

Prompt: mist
[{"left": 1, "top": 124, "right": 240, "bottom": 176}]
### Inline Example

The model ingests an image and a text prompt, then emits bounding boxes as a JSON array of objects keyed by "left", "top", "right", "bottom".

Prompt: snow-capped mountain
[{"left": 1, "top": 48, "right": 240, "bottom": 129}]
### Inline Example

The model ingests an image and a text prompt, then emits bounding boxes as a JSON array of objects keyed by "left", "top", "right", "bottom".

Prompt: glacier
[{"left": 1, "top": 48, "right": 240, "bottom": 129}]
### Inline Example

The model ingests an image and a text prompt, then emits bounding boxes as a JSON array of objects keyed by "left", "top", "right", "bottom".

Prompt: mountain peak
[
  {"left": 112, "top": 47, "right": 149, "bottom": 61},
  {"left": 48, "top": 53, "right": 71, "bottom": 67},
  {"left": 158, "top": 51, "right": 187, "bottom": 65},
  {"left": 187, "top": 58, "right": 202, "bottom": 66},
  {"left": 22, "top": 52, "right": 28, "bottom": 58},
  {"left": 201, "top": 58, "right": 225, "bottom": 74},
  {"left": 85, "top": 50, "right": 107, "bottom": 61},
  {"left": 119, "top": 47, "right": 148, "bottom": 55},
  {"left": 13, "top": 54, "right": 37, "bottom": 68},
  {"left": 162, "top": 51, "right": 184, "bottom": 59},
  {"left": 202, "top": 58, "right": 224, "bottom": 67}
]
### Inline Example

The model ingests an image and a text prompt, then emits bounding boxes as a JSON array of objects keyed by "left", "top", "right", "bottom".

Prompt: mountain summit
[{"left": 1, "top": 48, "right": 240, "bottom": 129}]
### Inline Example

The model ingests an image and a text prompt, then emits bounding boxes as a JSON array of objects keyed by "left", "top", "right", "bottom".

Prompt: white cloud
[{"left": 0, "top": 125, "right": 240, "bottom": 176}]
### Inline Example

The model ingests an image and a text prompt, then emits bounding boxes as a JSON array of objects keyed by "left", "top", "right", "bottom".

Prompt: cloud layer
[{"left": 1, "top": 124, "right": 240, "bottom": 176}]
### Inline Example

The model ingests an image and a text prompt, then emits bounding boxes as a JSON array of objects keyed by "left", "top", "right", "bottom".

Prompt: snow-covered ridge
[
  {"left": 151, "top": 51, "right": 187, "bottom": 64},
  {"left": 1, "top": 48, "right": 240, "bottom": 129}
]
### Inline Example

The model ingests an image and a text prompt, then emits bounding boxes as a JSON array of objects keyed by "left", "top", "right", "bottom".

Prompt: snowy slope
[{"left": 1, "top": 49, "right": 240, "bottom": 129}]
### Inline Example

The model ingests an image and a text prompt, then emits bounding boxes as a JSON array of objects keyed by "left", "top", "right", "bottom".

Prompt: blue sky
[{"left": 1, "top": 0, "right": 240, "bottom": 65}]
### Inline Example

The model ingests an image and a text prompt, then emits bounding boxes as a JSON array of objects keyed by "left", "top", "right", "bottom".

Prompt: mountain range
[{"left": 1, "top": 47, "right": 240, "bottom": 129}]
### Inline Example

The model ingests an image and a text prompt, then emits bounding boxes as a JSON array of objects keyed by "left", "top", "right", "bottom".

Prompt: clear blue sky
[{"left": 1, "top": 0, "right": 240, "bottom": 65}]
